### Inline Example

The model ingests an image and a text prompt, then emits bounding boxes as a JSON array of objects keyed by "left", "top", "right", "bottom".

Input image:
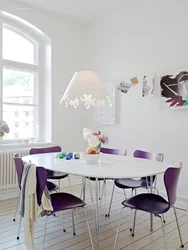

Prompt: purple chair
[
  {"left": 82, "top": 147, "right": 127, "bottom": 216},
  {"left": 13, "top": 154, "right": 58, "bottom": 240},
  {"left": 113, "top": 166, "right": 184, "bottom": 250},
  {"left": 29, "top": 146, "right": 72, "bottom": 193},
  {"left": 108, "top": 150, "right": 164, "bottom": 218},
  {"left": 36, "top": 167, "right": 94, "bottom": 250}
]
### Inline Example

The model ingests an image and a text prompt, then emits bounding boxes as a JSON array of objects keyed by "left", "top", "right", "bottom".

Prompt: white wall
[
  {"left": 87, "top": 0, "right": 188, "bottom": 199},
  {"left": 0, "top": 2, "right": 92, "bottom": 152}
]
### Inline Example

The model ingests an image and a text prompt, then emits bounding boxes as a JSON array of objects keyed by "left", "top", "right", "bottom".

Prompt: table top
[{"left": 22, "top": 153, "right": 170, "bottom": 179}]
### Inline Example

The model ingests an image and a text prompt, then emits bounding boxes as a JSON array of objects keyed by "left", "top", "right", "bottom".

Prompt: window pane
[
  {"left": 3, "top": 69, "right": 35, "bottom": 104},
  {"left": 3, "top": 27, "right": 35, "bottom": 64},
  {"left": 3, "top": 104, "right": 38, "bottom": 140}
]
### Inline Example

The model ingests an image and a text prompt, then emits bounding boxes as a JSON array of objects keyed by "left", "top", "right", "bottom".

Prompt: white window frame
[{"left": 0, "top": 12, "right": 51, "bottom": 143}]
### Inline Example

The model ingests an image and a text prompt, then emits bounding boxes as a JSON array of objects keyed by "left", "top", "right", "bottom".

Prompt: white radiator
[{"left": 0, "top": 148, "right": 30, "bottom": 191}]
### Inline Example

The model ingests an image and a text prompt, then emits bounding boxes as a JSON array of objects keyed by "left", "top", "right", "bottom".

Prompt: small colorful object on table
[
  {"left": 82, "top": 128, "right": 108, "bottom": 164},
  {"left": 0, "top": 120, "right": 9, "bottom": 137},
  {"left": 56, "top": 152, "right": 66, "bottom": 159},
  {"left": 74, "top": 153, "right": 80, "bottom": 159},
  {"left": 56, "top": 152, "right": 74, "bottom": 160},
  {"left": 66, "top": 152, "right": 73, "bottom": 160}
]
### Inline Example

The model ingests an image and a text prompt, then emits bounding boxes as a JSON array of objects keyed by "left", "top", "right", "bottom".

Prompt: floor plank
[{"left": 0, "top": 181, "right": 187, "bottom": 250}]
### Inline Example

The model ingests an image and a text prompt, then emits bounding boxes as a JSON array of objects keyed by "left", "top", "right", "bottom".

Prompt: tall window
[{"left": 0, "top": 13, "right": 51, "bottom": 142}]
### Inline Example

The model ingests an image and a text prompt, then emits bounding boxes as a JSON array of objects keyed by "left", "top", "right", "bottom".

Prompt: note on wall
[
  {"left": 118, "top": 74, "right": 155, "bottom": 98},
  {"left": 95, "top": 83, "right": 116, "bottom": 124}
]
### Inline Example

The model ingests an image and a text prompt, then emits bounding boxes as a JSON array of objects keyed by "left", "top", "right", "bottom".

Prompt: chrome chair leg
[
  {"left": 99, "top": 181, "right": 101, "bottom": 200},
  {"left": 153, "top": 178, "right": 166, "bottom": 224},
  {"left": 104, "top": 179, "right": 107, "bottom": 216},
  {"left": 17, "top": 215, "right": 22, "bottom": 240},
  {"left": 160, "top": 215, "right": 168, "bottom": 250},
  {"left": 58, "top": 179, "right": 61, "bottom": 192},
  {"left": 80, "top": 176, "right": 86, "bottom": 201},
  {"left": 100, "top": 180, "right": 105, "bottom": 207},
  {"left": 99, "top": 180, "right": 105, "bottom": 220},
  {"left": 107, "top": 182, "right": 115, "bottom": 217},
  {"left": 89, "top": 178, "right": 94, "bottom": 203},
  {"left": 88, "top": 178, "right": 96, "bottom": 219},
  {"left": 130, "top": 189, "right": 134, "bottom": 232},
  {"left": 42, "top": 216, "right": 48, "bottom": 250},
  {"left": 162, "top": 214, "right": 166, "bottom": 223},
  {"left": 68, "top": 175, "right": 72, "bottom": 194},
  {"left": 123, "top": 189, "right": 126, "bottom": 199},
  {"left": 173, "top": 206, "right": 184, "bottom": 248},
  {"left": 153, "top": 187, "right": 166, "bottom": 223},
  {"left": 99, "top": 179, "right": 107, "bottom": 217},
  {"left": 60, "top": 212, "right": 66, "bottom": 232},
  {"left": 113, "top": 208, "right": 124, "bottom": 250},
  {"left": 132, "top": 209, "right": 137, "bottom": 236},
  {"left": 83, "top": 208, "right": 95, "bottom": 250},
  {"left": 83, "top": 177, "right": 86, "bottom": 201},
  {"left": 72, "top": 209, "right": 76, "bottom": 236},
  {"left": 80, "top": 177, "right": 83, "bottom": 198},
  {"left": 13, "top": 192, "right": 20, "bottom": 222}
]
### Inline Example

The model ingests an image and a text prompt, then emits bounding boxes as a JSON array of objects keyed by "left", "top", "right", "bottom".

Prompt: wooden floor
[{"left": 0, "top": 181, "right": 188, "bottom": 250}]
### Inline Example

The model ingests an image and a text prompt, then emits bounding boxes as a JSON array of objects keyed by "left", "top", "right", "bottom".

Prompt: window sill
[{"left": 0, "top": 141, "right": 54, "bottom": 149}]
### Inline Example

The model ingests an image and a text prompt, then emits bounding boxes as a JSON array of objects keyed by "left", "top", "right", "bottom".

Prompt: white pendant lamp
[
  {"left": 60, "top": 0, "right": 111, "bottom": 109},
  {"left": 60, "top": 71, "right": 111, "bottom": 109}
]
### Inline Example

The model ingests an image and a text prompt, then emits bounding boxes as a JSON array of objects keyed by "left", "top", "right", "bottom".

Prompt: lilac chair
[
  {"left": 114, "top": 166, "right": 184, "bottom": 250},
  {"left": 36, "top": 167, "right": 94, "bottom": 250},
  {"left": 29, "top": 146, "right": 72, "bottom": 193},
  {"left": 108, "top": 150, "right": 164, "bottom": 218},
  {"left": 82, "top": 147, "right": 127, "bottom": 216},
  {"left": 13, "top": 154, "right": 58, "bottom": 240},
  {"left": 13, "top": 154, "right": 24, "bottom": 223}
]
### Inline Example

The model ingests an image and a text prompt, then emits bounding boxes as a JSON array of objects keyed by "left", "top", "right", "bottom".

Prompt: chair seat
[
  {"left": 47, "top": 170, "right": 68, "bottom": 180},
  {"left": 47, "top": 181, "right": 58, "bottom": 192},
  {"left": 115, "top": 178, "right": 149, "bottom": 189},
  {"left": 122, "top": 193, "right": 169, "bottom": 214},
  {"left": 51, "top": 193, "right": 86, "bottom": 212}
]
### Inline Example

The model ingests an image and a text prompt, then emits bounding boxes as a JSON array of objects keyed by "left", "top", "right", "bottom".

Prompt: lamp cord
[
  {"left": 84, "top": 0, "right": 88, "bottom": 71},
  {"left": 2, "top": 0, "right": 44, "bottom": 11}
]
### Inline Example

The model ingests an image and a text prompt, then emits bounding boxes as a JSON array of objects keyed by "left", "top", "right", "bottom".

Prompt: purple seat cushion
[
  {"left": 47, "top": 181, "right": 57, "bottom": 191},
  {"left": 115, "top": 178, "right": 149, "bottom": 189},
  {"left": 51, "top": 193, "right": 86, "bottom": 212},
  {"left": 122, "top": 193, "right": 169, "bottom": 214},
  {"left": 47, "top": 170, "right": 68, "bottom": 180}
]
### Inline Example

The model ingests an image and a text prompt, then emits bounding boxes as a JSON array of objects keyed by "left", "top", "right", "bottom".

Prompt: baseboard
[
  {"left": 0, "top": 175, "right": 83, "bottom": 201},
  {"left": 160, "top": 192, "right": 188, "bottom": 211},
  {"left": 0, "top": 188, "right": 19, "bottom": 200}
]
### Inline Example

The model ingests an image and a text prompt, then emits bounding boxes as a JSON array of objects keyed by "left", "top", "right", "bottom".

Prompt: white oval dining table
[{"left": 22, "top": 153, "right": 169, "bottom": 250}]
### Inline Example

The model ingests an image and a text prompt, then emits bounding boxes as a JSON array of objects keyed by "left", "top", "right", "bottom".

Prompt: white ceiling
[{"left": 16, "top": 0, "right": 126, "bottom": 22}]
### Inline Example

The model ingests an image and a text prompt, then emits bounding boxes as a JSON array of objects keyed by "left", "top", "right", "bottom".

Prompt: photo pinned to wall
[
  {"left": 95, "top": 82, "right": 115, "bottom": 124},
  {"left": 160, "top": 68, "right": 188, "bottom": 108},
  {"left": 118, "top": 76, "right": 142, "bottom": 97},
  {"left": 142, "top": 74, "right": 156, "bottom": 97}
]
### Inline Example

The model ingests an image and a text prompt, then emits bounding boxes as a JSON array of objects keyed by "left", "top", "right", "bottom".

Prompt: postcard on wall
[
  {"left": 142, "top": 74, "right": 155, "bottom": 97},
  {"left": 160, "top": 68, "right": 188, "bottom": 108},
  {"left": 95, "top": 82, "right": 115, "bottom": 124},
  {"left": 118, "top": 76, "right": 142, "bottom": 97}
]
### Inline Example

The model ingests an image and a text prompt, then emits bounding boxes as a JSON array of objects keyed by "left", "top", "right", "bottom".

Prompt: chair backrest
[
  {"left": 133, "top": 150, "right": 164, "bottom": 183},
  {"left": 29, "top": 146, "right": 61, "bottom": 155},
  {"left": 100, "top": 147, "right": 127, "bottom": 156},
  {"left": 13, "top": 153, "right": 24, "bottom": 190},
  {"left": 36, "top": 167, "right": 48, "bottom": 206},
  {"left": 164, "top": 166, "right": 181, "bottom": 207},
  {"left": 133, "top": 150, "right": 164, "bottom": 162}
]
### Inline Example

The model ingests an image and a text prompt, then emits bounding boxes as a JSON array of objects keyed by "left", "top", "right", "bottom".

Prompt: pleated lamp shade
[{"left": 60, "top": 71, "right": 112, "bottom": 109}]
